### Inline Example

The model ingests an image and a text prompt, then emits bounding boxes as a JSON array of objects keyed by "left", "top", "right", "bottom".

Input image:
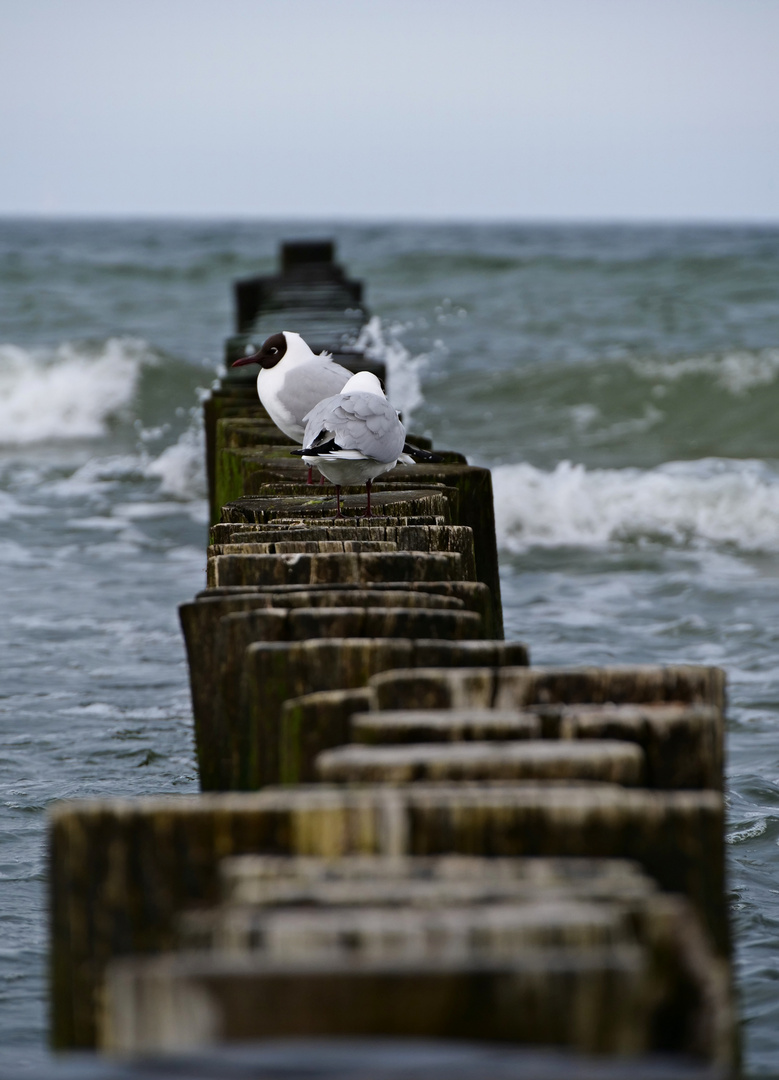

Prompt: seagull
[
  {"left": 231, "top": 330, "right": 442, "bottom": 488},
  {"left": 231, "top": 331, "right": 352, "bottom": 483},
  {"left": 292, "top": 371, "right": 410, "bottom": 518}
]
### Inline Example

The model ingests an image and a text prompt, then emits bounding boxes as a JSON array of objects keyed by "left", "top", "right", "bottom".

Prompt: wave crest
[
  {"left": 0, "top": 337, "right": 156, "bottom": 445},
  {"left": 494, "top": 458, "right": 779, "bottom": 553},
  {"left": 354, "top": 316, "right": 426, "bottom": 423},
  {"left": 632, "top": 348, "right": 779, "bottom": 396},
  {"left": 145, "top": 423, "right": 206, "bottom": 500}
]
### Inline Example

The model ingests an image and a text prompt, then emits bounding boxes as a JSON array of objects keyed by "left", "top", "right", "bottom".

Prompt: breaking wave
[
  {"left": 0, "top": 336, "right": 209, "bottom": 502},
  {"left": 0, "top": 338, "right": 156, "bottom": 445},
  {"left": 630, "top": 348, "right": 779, "bottom": 396},
  {"left": 354, "top": 316, "right": 426, "bottom": 424},
  {"left": 493, "top": 457, "right": 779, "bottom": 553},
  {"left": 144, "top": 422, "right": 206, "bottom": 500}
]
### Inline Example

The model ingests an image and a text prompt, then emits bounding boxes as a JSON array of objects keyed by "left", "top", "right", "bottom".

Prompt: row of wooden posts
[{"left": 48, "top": 247, "right": 737, "bottom": 1074}]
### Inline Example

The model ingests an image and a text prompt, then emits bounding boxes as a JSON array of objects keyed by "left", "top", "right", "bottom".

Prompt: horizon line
[{"left": 1, "top": 210, "right": 779, "bottom": 228}]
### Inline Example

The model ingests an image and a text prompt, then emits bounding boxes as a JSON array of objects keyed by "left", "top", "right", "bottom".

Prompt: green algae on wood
[
  {"left": 279, "top": 688, "right": 376, "bottom": 786},
  {"left": 238, "top": 639, "right": 528, "bottom": 790}
]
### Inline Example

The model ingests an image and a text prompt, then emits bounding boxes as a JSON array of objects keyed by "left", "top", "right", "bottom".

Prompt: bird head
[
  {"left": 231, "top": 331, "right": 290, "bottom": 369},
  {"left": 341, "top": 371, "right": 386, "bottom": 397}
]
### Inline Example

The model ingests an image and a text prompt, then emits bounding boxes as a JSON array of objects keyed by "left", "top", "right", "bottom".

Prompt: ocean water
[{"left": 1, "top": 219, "right": 778, "bottom": 1074}]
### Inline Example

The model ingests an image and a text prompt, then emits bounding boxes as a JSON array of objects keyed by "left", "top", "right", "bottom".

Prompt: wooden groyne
[{"left": 48, "top": 243, "right": 737, "bottom": 1075}]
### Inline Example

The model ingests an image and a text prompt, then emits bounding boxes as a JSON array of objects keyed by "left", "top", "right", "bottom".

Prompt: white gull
[{"left": 294, "top": 371, "right": 411, "bottom": 518}]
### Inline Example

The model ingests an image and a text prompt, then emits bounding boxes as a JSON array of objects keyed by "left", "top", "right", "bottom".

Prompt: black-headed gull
[
  {"left": 293, "top": 371, "right": 410, "bottom": 518},
  {"left": 232, "top": 331, "right": 352, "bottom": 483}
]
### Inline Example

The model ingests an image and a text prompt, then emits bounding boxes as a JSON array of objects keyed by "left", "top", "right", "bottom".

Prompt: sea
[{"left": 0, "top": 219, "right": 778, "bottom": 1075}]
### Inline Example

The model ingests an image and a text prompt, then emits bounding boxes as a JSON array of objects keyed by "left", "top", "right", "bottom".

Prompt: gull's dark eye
[{"left": 269, "top": 347, "right": 278, "bottom": 355}]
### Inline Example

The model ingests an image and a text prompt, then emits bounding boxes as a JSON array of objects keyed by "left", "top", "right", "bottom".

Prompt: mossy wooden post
[
  {"left": 219, "top": 490, "right": 455, "bottom": 528},
  {"left": 214, "top": 445, "right": 308, "bottom": 524},
  {"left": 347, "top": 703, "right": 723, "bottom": 790},
  {"left": 204, "top": 388, "right": 266, "bottom": 520},
  {"left": 102, "top": 949, "right": 654, "bottom": 1054},
  {"left": 180, "top": 594, "right": 284, "bottom": 789},
  {"left": 101, "top": 882, "right": 734, "bottom": 1059},
  {"left": 383, "top": 463, "right": 503, "bottom": 633},
  {"left": 240, "top": 640, "right": 528, "bottom": 789},
  {"left": 231, "top": 460, "right": 504, "bottom": 635},
  {"left": 369, "top": 664, "right": 726, "bottom": 714},
  {"left": 207, "top": 524, "right": 479, "bottom": 585},
  {"left": 196, "top": 582, "right": 500, "bottom": 639},
  {"left": 556, "top": 704, "right": 723, "bottom": 790},
  {"left": 314, "top": 740, "right": 647, "bottom": 786},
  {"left": 207, "top": 550, "right": 469, "bottom": 589},
  {"left": 49, "top": 784, "right": 727, "bottom": 1049},
  {"left": 206, "top": 608, "right": 485, "bottom": 790},
  {"left": 350, "top": 708, "right": 542, "bottom": 744},
  {"left": 181, "top": 589, "right": 493, "bottom": 791},
  {"left": 279, "top": 689, "right": 375, "bottom": 785}
]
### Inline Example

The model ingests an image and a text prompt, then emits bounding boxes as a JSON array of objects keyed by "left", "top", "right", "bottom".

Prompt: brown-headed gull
[{"left": 232, "top": 330, "right": 352, "bottom": 483}]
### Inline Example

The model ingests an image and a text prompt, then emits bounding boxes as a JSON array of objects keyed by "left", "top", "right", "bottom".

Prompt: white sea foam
[
  {"left": 353, "top": 316, "right": 426, "bottom": 423},
  {"left": 493, "top": 458, "right": 779, "bottom": 553},
  {"left": 42, "top": 454, "right": 144, "bottom": 499},
  {"left": 115, "top": 501, "right": 197, "bottom": 520},
  {"left": 0, "top": 337, "right": 154, "bottom": 445},
  {"left": 0, "top": 539, "right": 40, "bottom": 566},
  {"left": 24, "top": 423, "right": 206, "bottom": 512},
  {"left": 144, "top": 422, "right": 206, "bottom": 500},
  {"left": 632, "top": 348, "right": 779, "bottom": 396},
  {"left": 727, "top": 818, "right": 768, "bottom": 845},
  {"left": 0, "top": 488, "right": 40, "bottom": 521}
]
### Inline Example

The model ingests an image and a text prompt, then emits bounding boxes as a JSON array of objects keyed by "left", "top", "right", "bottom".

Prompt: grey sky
[{"left": 1, "top": 0, "right": 777, "bottom": 220}]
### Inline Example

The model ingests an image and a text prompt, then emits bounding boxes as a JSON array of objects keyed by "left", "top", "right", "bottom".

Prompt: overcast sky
[{"left": 0, "top": 0, "right": 777, "bottom": 220}]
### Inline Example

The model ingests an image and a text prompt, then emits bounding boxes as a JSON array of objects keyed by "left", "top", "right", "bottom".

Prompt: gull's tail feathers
[{"left": 401, "top": 441, "right": 444, "bottom": 463}]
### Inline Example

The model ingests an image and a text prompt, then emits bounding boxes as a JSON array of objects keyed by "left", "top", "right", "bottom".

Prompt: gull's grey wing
[
  {"left": 303, "top": 391, "right": 406, "bottom": 463},
  {"left": 302, "top": 395, "right": 340, "bottom": 446},
  {"left": 278, "top": 361, "right": 352, "bottom": 425}
]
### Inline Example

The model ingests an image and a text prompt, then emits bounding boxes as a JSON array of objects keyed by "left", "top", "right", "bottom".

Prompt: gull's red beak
[{"left": 231, "top": 352, "right": 259, "bottom": 368}]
